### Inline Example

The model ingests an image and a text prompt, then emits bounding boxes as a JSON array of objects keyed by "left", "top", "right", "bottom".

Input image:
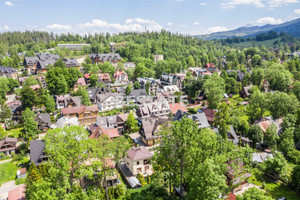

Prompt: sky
[{"left": 0, "top": 0, "right": 300, "bottom": 35}]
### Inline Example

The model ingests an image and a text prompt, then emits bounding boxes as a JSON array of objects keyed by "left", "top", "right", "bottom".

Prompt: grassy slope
[
  {"left": 0, "top": 162, "right": 17, "bottom": 186},
  {"left": 5, "top": 128, "right": 23, "bottom": 138}
]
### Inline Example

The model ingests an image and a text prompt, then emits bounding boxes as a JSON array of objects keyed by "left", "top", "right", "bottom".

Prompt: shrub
[{"left": 15, "top": 178, "right": 26, "bottom": 185}]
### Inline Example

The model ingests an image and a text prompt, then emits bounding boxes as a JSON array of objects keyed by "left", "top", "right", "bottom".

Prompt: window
[
  {"left": 136, "top": 161, "right": 139, "bottom": 165},
  {"left": 137, "top": 168, "right": 142, "bottom": 173}
]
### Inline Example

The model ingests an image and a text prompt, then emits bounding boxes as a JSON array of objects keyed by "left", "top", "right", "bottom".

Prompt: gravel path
[
  {"left": 0, "top": 158, "right": 12, "bottom": 165},
  {"left": 0, "top": 180, "right": 22, "bottom": 199}
]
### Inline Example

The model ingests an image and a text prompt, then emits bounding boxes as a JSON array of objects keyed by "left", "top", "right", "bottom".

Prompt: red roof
[
  {"left": 61, "top": 105, "right": 98, "bottom": 115},
  {"left": 84, "top": 74, "right": 90, "bottom": 79},
  {"left": 127, "top": 147, "right": 153, "bottom": 161},
  {"left": 204, "top": 63, "right": 215, "bottom": 68},
  {"left": 102, "top": 128, "right": 120, "bottom": 138},
  {"left": 8, "top": 185, "right": 25, "bottom": 200},
  {"left": 169, "top": 103, "right": 188, "bottom": 114},
  {"left": 76, "top": 78, "right": 86, "bottom": 86},
  {"left": 17, "top": 168, "right": 26, "bottom": 175},
  {"left": 226, "top": 193, "right": 236, "bottom": 200},
  {"left": 203, "top": 108, "right": 216, "bottom": 122}
]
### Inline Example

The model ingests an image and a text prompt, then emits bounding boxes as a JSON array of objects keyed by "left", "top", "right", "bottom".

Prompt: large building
[
  {"left": 57, "top": 43, "right": 90, "bottom": 50},
  {"left": 89, "top": 53, "right": 121, "bottom": 65}
]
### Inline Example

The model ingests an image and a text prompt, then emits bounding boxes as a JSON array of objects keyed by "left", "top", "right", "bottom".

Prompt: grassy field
[
  {"left": 0, "top": 162, "right": 17, "bottom": 186},
  {"left": 5, "top": 128, "right": 23, "bottom": 138},
  {"left": 248, "top": 170, "right": 300, "bottom": 200}
]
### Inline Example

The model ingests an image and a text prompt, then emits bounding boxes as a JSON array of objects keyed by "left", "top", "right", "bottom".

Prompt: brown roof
[
  {"left": 117, "top": 113, "right": 129, "bottom": 122},
  {"left": 203, "top": 108, "right": 216, "bottom": 122},
  {"left": 141, "top": 117, "right": 169, "bottom": 140},
  {"left": 0, "top": 137, "right": 17, "bottom": 149},
  {"left": 88, "top": 124, "right": 100, "bottom": 139},
  {"left": 102, "top": 128, "right": 120, "bottom": 138},
  {"left": 8, "top": 185, "right": 25, "bottom": 200},
  {"left": 17, "top": 168, "right": 26, "bottom": 175},
  {"left": 61, "top": 105, "right": 98, "bottom": 115},
  {"left": 127, "top": 146, "right": 153, "bottom": 161},
  {"left": 169, "top": 103, "right": 188, "bottom": 114}
]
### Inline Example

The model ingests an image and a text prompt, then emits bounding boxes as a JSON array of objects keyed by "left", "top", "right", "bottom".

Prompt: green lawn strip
[
  {"left": 6, "top": 128, "right": 23, "bottom": 138},
  {"left": 0, "top": 162, "right": 18, "bottom": 186}
]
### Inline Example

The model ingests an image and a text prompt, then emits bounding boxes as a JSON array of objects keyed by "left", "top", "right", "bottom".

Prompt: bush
[
  {"left": 287, "top": 150, "right": 300, "bottom": 165},
  {"left": 15, "top": 178, "right": 26, "bottom": 185}
]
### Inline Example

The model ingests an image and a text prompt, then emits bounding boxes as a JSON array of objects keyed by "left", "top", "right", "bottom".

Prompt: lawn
[
  {"left": 0, "top": 162, "right": 18, "bottom": 186},
  {"left": 248, "top": 170, "right": 300, "bottom": 200},
  {"left": 6, "top": 128, "right": 23, "bottom": 138}
]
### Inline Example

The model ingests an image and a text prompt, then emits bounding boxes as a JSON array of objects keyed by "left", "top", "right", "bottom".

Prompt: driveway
[{"left": 0, "top": 181, "right": 22, "bottom": 199}]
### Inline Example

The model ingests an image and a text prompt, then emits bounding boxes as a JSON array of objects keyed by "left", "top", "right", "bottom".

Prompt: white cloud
[
  {"left": 45, "top": 24, "right": 72, "bottom": 31},
  {"left": 268, "top": 0, "right": 298, "bottom": 8},
  {"left": 199, "top": 2, "right": 207, "bottom": 6},
  {"left": 4, "top": 25, "right": 9, "bottom": 31},
  {"left": 194, "top": 22, "right": 199, "bottom": 25},
  {"left": 220, "top": 0, "right": 264, "bottom": 9},
  {"left": 201, "top": 26, "right": 230, "bottom": 34},
  {"left": 4, "top": 1, "right": 15, "bottom": 6},
  {"left": 44, "top": 18, "right": 163, "bottom": 34},
  {"left": 167, "top": 22, "right": 173, "bottom": 26},
  {"left": 256, "top": 17, "right": 283, "bottom": 25},
  {"left": 294, "top": 9, "right": 300, "bottom": 13}
]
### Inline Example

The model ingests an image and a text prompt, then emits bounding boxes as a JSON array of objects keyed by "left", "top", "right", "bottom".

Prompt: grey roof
[
  {"left": 0, "top": 66, "right": 17, "bottom": 74},
  {"left": 63, "top": 58, "right": 79, "bottom": 67},
  {"left": 30, "top": 140, "right": 47, "bottom": 165},
  {"left": 23, "top": 57, "right": 39, "bottom": 65},
  {"left": 54, "top": 117, "right": 79, "bottom": 128},
  {"left": 173, "top": 111, "right": 210, "bottom": 128},
  {"left": 35, "top": 113, "right": 51, "bottom": 127},
  {"left": 128, "top": 177, "right": 141, "bottom": 188},
  {"left": 160, "top": 73, "right": 180, "bottom": 86},
  {"left": 97, "top": 93, "right": 125, "bottom": 103},
  {"left": 96, "top": 115, "right": 117, "bottom": 129},
  {"left": 89, "top": 53, "right": 121, "bottom": 62},
  {"left": 227, "top": 125, "right": 239, "bottom": 145},
  {"left": 141, "top": 117, "right": 169, "bottom": 140},
  {"left": 130, "top": 89, "right": 148, "bottom": 97},
  {"left": 87, "top": 87, "right": 111, "bottom": 100},
  {"left": 69, "top": 96, "right": 82, "bottom": 107}
]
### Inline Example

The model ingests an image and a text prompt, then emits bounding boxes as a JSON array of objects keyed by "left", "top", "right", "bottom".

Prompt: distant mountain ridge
[{"left": 197, "top": 18, "right": 300, "bottom": 40}]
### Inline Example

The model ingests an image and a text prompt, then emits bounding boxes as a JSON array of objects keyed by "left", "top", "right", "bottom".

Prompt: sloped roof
[
  {"left": 69, "top": 96, "right": 82, "bottom": 107},
  {"left": 128, "top": 177, "right": 141, "bottom": 188},
  {"left": 76, "top": 78, "right": 86, "bottom": 86},
  {"left": 127, "top": 146, "right": 153, "bottom": 161},
  {"left": 61, "top": 105, "right": 98, "bottom": 115},
  {"left": 30, "top": 140, "right": 46, "bottom": 165},
  {"left": 8, "top": 185, "right": 25, "bottom": 200},
  {"left": 102, "top": 128, "right": 120, "bottom": 138},
  {"left": 169, "top": 103, "right": 188, "bottom": 114},
  {"left": 0, "top": 66, "right": 17, "bottom": 74},
  {"left": 0, "top": 137, "right": 17, "bottom": 150},
  {"left": 141, "top": 117, "right": 169, "bottom": 140},
  {"left": 35, "top": 113, "right": 51, "bottom": 127}
]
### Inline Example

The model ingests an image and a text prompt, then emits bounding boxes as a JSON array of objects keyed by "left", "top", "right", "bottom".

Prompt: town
[{"left": 0, "top": 28, "right": 299, "bottom": 200}]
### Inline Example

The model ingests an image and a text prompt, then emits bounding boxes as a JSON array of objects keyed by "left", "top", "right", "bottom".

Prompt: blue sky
[{"left": 0, "top": 0, "right": 300, "bottom": 35}]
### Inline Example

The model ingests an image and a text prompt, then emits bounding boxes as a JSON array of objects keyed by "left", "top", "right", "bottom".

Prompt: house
[
  {"left": 89, "top": 53, "right": 121, "bottom": 65},
  {"left": 153, "top": 54, "right": 164, "bottom": 63},
  {"left": 137, "top": 97, "right": 170, "bottom": 119},
  {"left": 96, "top": 93, "right": 125, "bottom": 111},
  {"left": 173, "top": 110, "right": 210, "bottom": 128},
  {"left": 0, "top": 66, "right": 17, "bottom": 79},
  {"left": 137, "top": 77, "right": 160, "bottom": 95},
  {"left": 74, "top": 78, "right": 87, "bottom": 91},
  {"left": 24, "top": 53, "right": 60, "bottom": 74},
  {"left": 101, "top": 128, "right": 120, "bottom": 139},
  {"left": 160, "top": 73, "right": 183, "bottom": 90},
  {"left": 30, "top": 140, "right": 48, "bottom": 166},
  {"left": 114, "top": 71, "right": 128, "bottom": 83},
  {"left": 87, "top": 87, "right": 111, "bottom": 104},
  {"left": 8, "top": 185, "right": 25, "bottom": 200},
  {"left": 98, "top": 73, "right": 112, "bottom": 83},
  {"left": 62, "top": 58, "right": 79, "bottom": 68},
  {"left": 226, "top": 160, "right": 252, "bottom": 186},
  {"left": 35, "top": 113, "right": 51, "bottom": 131},
  {"left": 51, "top": 117, "right": 79, "bottom": 128},
  {"left": 163, "top": 85, "right": 179, "bottom": 93},
  {"left": 16, "top": 168, "right": 26, "bottom": 179},
  {"left": 0, "top": 137, "right": 17, "bottom": 155},
  {"left": 94, "top": 113, "right": 129, "bottom": 135},
  {"left": 124, "top": 62, "right": 136, "bottom": 69},
  {"left": 55, "top": 94, "right": 70, "bottom": 109},
  {"left": 204, "top": 63, "right": 215, "bottom": 68},
  {"left": 61, "top": 105, "right": 99, "bottom": 126},
  {"left": 254, "top": 117, "right": 283, "bottom": 134},
  {"left": 23, "top": 56, "right": 39, "bottom": 74},
  {"left": 129, "top": 89, "right": 149, "bottom": 104},
  {"left": 124, "top": 147, "right": 153, "bottom": 176},
  {"left": 6, "top": 100, "right": 22, "bottom": 120},
  {"left": 252, "top": 152, "right": 274, "bottom": 163},
  {"left": 169, "top": 103, "right": 188, "bottom": 115},
  {"left": 228, "top": 126, "right": 239, "bottom": 145},
  {"left": 139, "top": 116, "right": 169, "bottom": 146},
  {"left": 240, "top": 85, "right": 252, "bottom": 97},
  {"left": 202, "top": 107, "right": 217, "bottom": 124}
]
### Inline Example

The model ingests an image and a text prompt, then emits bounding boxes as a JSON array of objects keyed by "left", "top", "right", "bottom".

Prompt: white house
[{"left": 124, "top": 147, "right": 153, "bottom": 176}]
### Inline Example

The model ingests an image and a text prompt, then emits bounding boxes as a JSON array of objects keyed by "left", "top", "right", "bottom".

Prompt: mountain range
[{"left": 197, "top": 18, "right": 300, "bottom": 40}]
